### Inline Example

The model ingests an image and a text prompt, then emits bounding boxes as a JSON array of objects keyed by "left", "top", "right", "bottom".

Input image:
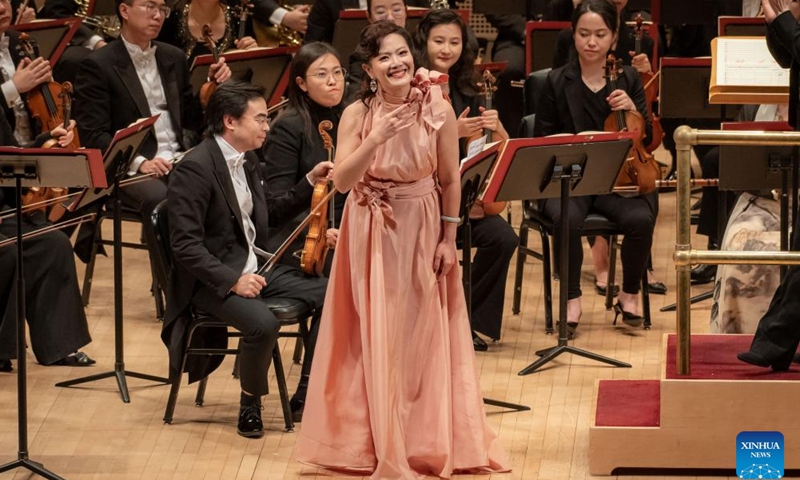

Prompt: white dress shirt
[
  {"left": 215, "top": 135, "right": 269, "bottom": 275},
  {"left": 0, "top": 34, "right": 33, "bottom": 145},
  {"left": 121, "top": 34, "right": 181, "bottom": 175}
]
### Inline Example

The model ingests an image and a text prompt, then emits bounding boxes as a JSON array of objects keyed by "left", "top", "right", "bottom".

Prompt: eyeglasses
[
  {"left": 306, "top": 68, "right": 347, "bottom": 82},
  {"left": 134, "top": 1, "right": 171, "bottom": 18},
  {"left": 372, "top": 7, "right": 406, "bottom": 20},
  {"left": 246, "top": 114, "right": 271, "bottom": 127}
]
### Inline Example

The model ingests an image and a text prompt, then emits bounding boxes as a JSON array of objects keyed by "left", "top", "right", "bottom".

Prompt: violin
[
  {"left": 300, "top": 120, "right": 336, "bottom": 276},
  {"left": 16, "top": 33, "right": 81, "bottom": 150},
  {"left": 632, "top": 15, "right": 663, "bottom": 154},
  {"left": 603, "top": 54, "right": 660, "bottom": 194},
  {"left": 477, "top": 69, "right": 507, "bottom": 217},
  {"left": 199, "top": 25, "right": 220, "bottom": 107}
]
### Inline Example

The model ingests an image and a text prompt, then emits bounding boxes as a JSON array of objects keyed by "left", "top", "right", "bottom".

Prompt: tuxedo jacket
[
  {"left": 73, "top": 38, "right": 202, "bottom": 157},
  {"left": 163, "top": 137, "right": 270, "bottom": 381},
  {"left": 766, "top": 11, "right": 800, "bottom": 131},
  {"left": 533, "top": 60, "right": 652, "bottom": 144}
]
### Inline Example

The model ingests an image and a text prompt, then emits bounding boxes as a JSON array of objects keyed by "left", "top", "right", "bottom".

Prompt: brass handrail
[{"left": 674, "top": 126, "right": 800, "bottom": 375}]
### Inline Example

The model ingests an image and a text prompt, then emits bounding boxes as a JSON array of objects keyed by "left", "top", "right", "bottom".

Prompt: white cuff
[
  {"left": 1, "top": 80, "right": 20, "bottom": 107},
  {"left": 270, "top": 7, "right": 288, "bottom": 27},
  {"left": 128, "top": 155, "right": 147, "bottom": 176},
  {"left": 84, "top": 35, "right": 104, "bottom": 50}
]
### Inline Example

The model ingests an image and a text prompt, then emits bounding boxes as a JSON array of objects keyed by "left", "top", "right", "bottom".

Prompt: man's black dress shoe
[
  {"left": 52, "top": 351, "right": 96, "bottom": 367},
  {"left": 289, "top": 397, "right": 304, "bottom": 423},
  {"left": 0, "top": 359, "right": 11, "bottom": 372},
  {"left": 237, "top": 404, "right": 264, "bottom": 438},
  {"left": 737, "top": 351, "right": 790, "bottom": 371},
  {"left": 690, "top": 264, "right": 717, "bottom": 285},
  {"left": 472, "top": 331, "right": 488, "bottom": 351}
]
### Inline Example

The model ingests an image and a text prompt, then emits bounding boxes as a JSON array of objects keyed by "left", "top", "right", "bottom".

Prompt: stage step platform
[{"left": 589, "top": 333, "right": 800, "bottom": 475}]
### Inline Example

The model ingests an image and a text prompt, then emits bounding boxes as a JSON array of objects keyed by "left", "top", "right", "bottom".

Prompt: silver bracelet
[{"left": 441, "top": 215, "right": 460, "bottom": 224}]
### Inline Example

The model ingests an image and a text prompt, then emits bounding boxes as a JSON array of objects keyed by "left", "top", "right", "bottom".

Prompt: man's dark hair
[
  {"left": 115, "top": 0, "right": 132, "bottom": 23},
  {"left": 205, "top": 81, "right": 266, "bottom": 136}
]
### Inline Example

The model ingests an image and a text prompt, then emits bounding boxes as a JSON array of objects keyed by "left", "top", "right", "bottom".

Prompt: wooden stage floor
[{"left": 0, "top": 190, "right": 745, "bottom": 480}]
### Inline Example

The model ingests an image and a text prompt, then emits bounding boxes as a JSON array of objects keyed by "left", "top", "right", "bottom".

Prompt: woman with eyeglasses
[
  {"left": 158, "top": 0, "right": 258, "bottom": 62},
  {"left": 295, "top": 21, "right": 508, "bottom": 477},
  {"left": 413, "top": 9, "right": 518, "bottom": 349}
]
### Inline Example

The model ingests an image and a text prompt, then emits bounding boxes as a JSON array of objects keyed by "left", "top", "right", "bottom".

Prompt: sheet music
[{"left": 715, "top": 37, "right": 789, "bottom": 87}]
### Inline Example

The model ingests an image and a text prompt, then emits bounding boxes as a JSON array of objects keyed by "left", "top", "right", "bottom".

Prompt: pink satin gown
[{"left": 295, "top": 69, "right": 510, "bottom": 480}]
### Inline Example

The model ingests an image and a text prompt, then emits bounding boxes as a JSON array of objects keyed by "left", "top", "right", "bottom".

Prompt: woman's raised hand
[{"left": 368, "top": 103, "right": 417, "bottom": 145}]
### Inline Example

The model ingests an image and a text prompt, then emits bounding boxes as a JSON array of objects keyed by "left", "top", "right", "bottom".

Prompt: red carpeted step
[
  {"left": 595, "top": 380, "right": 660, "bottom": 427},
  {"left": 665, "top": 334, "right": 800, "bottom": 380}
]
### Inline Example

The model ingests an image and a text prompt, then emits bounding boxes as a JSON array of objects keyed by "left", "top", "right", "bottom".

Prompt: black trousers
[
  {"left": 542, "top": 193, "right": 656, "bottom": 299},
  {"left": 469, "top": 215, "right": 518, "bottom": 340},
  {"left": 747, "top": 210, "right": 800, "bottom": 368},
  {"left": 0, "top": 214, "right": 92, "bottom": 364},
  {"left": 191, "top": 264, "right": 327, "bottom": 398}
]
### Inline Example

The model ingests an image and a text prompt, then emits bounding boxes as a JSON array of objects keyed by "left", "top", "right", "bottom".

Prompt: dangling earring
[{"left": 369, "top": 78, "right": 377, "bottom": 93}]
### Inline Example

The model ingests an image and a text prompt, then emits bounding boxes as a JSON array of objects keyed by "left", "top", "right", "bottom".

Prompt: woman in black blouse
[
  {"left": 262, "top": 42, "right": 344, "bottom": 267},
  {"left": 414, "top": 9, "right": 518, "bottom": 349},
  {"left": 534, "top": 0, "right": 655, "bottom": 336}
]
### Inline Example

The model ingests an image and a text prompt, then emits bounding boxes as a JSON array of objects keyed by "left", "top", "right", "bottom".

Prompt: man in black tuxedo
[
  {"left": 737, "top": 0, "right": 800, "bottom": 370},
  {"left": 73, "top": 0, "right": 230, "bottom": 264},
  {"left": 165, "top": 81, "right": 327, "bottom": 438}
]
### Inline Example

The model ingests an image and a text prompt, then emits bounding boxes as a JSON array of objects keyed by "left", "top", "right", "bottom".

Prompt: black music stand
[
  {"left": 190, "top": 47, "right": 297, "bottom": 108},
  {"left": 482, "top": 134, "right": 633, "bottom": 375},
  {"left": 0, "top": 148, "right": 105, "bottom": 480},
  {"left": 10, "top": 18, "right": 82, "bottom": 64},
  {"left": 56, "top": 116, "right": 170, "bottom": 403},
  {"left": 459, "top": 142, "right": 529, "bottom": 413}
]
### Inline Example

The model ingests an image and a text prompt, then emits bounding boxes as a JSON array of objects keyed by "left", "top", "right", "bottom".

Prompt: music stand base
[
  {"left": 55, "top": 364, "right": 168, "bottom": 403},
  {"left": 482, "top": 397, "right": 530, "bottom": 412},
  {"left": 0, "top": 457, "right": 66, "bottom": 480},
  {"left": 660, "top": 289, "right": 713, "bottom": 312},
  {"left": 518, "top": 344, "right": 632, "bottom": 376}
]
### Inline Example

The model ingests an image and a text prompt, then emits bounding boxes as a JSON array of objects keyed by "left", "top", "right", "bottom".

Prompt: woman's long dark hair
[
  {"left": 354, "top": 20, "right": 415, "bottom": 106},
  {"left": 286, "top": 42, "right": 344, "bottom": 143},
  {"left": 413, "top": 9, "right": 478, "bottom": 97}
]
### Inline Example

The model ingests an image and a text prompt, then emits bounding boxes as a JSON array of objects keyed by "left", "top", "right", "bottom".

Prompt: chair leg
[
  {"left": 232, "top": 338, "right": 241, "bottom": 379},
  {"left": 512, "top": 222, "right": 529, "bottom": 315},
  {"left": 292, "top": 337, "right": 304, "bottom": 364},
  {"left": 541, "top": 228, "right": 554, "bottom": 334},
  {"left": 271, "top": 344, "right": 294, "bottom": 432},
  {"left": 194, "top": 376, "right": 208, "bottom": 407},
  {"left": 641, "top": 272, "right": 652, "bottom": 329},
  {"left": 163, "top": 361, "right": 186, "bottom": 424},
  {"left": 606, "top": 235, "right": 619, "bottom": 311},
  {"left": 81, "top": 226, "right": 102, "bottom": 306}
]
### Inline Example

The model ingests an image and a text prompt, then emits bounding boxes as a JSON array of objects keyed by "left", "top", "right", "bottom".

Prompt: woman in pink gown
[{"left": 295, "top": 21, "right": 509, "bottom": 479}]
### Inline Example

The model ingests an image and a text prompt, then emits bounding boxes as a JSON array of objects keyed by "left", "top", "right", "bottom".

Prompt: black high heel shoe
[{"left": 612, "top": 301, "right": 643, "bottom": 328}]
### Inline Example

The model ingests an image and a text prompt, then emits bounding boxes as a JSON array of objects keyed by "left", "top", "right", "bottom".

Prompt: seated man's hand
[
  {"left": 307, "top": 161, "right": 334, "bottom": 185},
  {"left": 231, "top": 273, "right": 267, "bottom": 298},
  {"left": 139, "top": 157, "right": 173, "bottom": 177},
  {"left": 282, "top": 5, "right": 310, "bottom": 34}
]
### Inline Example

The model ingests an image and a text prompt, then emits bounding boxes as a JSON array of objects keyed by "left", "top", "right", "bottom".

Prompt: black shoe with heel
[
  {"left": 612, "top": 301, "right": 643, "bottom": 327},
  {"left": 237, "top": 403, "right": 264, "bottom": 438},
  {"left": 472, "top": 331, "right": 488, "bottom": 352}
]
